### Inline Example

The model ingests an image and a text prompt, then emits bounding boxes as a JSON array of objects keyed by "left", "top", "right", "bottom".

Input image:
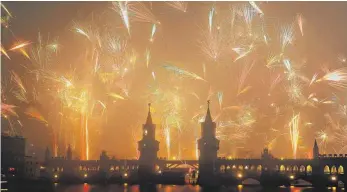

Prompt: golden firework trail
[
  {"left": 1, "top": 45, "right": 10, "bottom": 59},
  {"left": 249, "top": 1, "right": 264, "bottom": 16},
  {"left": 289, "top": 113, "right": 300, "bottom": 159},
  {"left": 9, "top": 41, "right": 31, "bottom": 51},
  {"left": 166, "top": 1, "right": 188, "bottom": 13},
  {"left": 297, "top": 14, "right": 304, "bottom": 36}
]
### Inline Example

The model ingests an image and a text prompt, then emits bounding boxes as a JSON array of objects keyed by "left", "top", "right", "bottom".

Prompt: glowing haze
[{"left": 1, "top": 2, "right": 347, "bottom": 161}]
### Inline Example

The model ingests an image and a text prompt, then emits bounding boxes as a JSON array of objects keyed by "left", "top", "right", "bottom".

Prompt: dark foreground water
[{"left": 52, "top": 184, "right": 342, "bottom": 192}]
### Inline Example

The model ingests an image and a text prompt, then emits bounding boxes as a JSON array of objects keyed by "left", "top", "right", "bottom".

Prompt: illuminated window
[
  {"left": 299, "top": 165, "right": 305, "bottom": 173},
  {"left": 257, "top": 165, "right": 262, "bottom": 172},
  {"left": 306, "top": 165, "right": 312, "bottom": 174},
  {"left": 324, "top": 165, "right": 330, "bottom": 174},
  {"left": 238, "top": 165, "right": 243, "bottom": 170},
  {"left": 338, "top": 165, "right": 344, "bottom": 175},
  {"left": 144, "top": 129, "right": 148, "bottom": 136},
  {"left": 331, "top": 166, "right": 337, "bottom": 174},
  {"left": 280, "top": 165, "right": 285, "bottom": 172}
]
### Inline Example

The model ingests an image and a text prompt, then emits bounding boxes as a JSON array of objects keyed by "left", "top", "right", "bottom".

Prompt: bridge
[{"left": 42, "top": 102, "right": 346, "bottom": 187}]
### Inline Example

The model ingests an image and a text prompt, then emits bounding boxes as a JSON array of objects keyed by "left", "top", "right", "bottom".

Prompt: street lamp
[
  {"left": 237, "top": 173, "right": 243, "bottom": 178},
  {"left": 124, "top": 173, "right": 128, "bottom": 177},
  {"left": 289, "top": 175, "right": 294, "bottom": 180},
  {"left": 84, "top": 173, "right": 88, "bottom": 178}
]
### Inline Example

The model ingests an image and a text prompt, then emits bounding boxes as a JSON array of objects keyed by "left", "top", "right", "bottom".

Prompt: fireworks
[
  {"left": 289, "top": 113, "right": 300, "bottom": 159},
  {"left": 163, "top": 64, "right": 205, "bottom": 81},
  {"left": 2, "top": 2, "right": 347, "bottom": 160},
  {"left": 249, "top": 1, "right": 264, "bottom": 16},
  {"left": 9, "top": 41, "right": 31, "bottom": 51},
  {"left": 150, "top": 23, "right": 157, "bottom": 42},
  {"left": 208, "top": 6, "right": 215, "bottom": 33},
  {"left": 317, "top": 67, "right": 347, "bottom": 90},
  {"left": 297, "top": 14, "right": 304, "bottom": 36},
  {"left": 280, "top": 24, "right": 295, "bottom": 52},
  {"left": 167, "top": 2, "right": 188, "bottom": 13}
]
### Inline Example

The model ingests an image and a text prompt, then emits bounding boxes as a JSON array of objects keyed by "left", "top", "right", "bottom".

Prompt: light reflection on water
[{"left": 54, "top": 184, "right": 339, "bottom": 192}]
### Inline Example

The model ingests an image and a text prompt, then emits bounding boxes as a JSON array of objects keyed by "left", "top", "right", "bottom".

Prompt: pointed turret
[
  {"left": 145, "top": 103, "right": 153, "bottom": 125},
  {"left": 313, "top": 139, "right": 319, "bottom": 159},
  {"left": 67, "top": 144, "right": 72, "bottom": 160},
  {"left": 45, "top": 147, "right": 51, "bottom": 162},
  {"left": 205, "top": 100, "right": 213, "bottom": 123}
]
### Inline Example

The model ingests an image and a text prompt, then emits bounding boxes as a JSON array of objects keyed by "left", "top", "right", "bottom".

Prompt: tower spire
[
  {"left": 146, "top": 103, "right": 153, "bottom": 124},
  {"left": 205, "top": 100, "right": 212, "bottom": 123},
  {"left": 313, "top": 138, "right": 319, "bottom": 159},
  {"left": 314, "top": 139, "right": 318, "bottom": 148}
]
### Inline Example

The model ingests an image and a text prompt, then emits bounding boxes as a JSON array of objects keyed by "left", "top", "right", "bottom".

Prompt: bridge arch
[
  {"left": 338, "top": 165, "right": 344, "bottom": 175},
  {"left": 250, "top": 165, "right": 255, "bottom": 170},
  {"left": 280, "top": 165, "right": 285, "bottom": 172},
  {"left": 306, "top": 165, "right": 312, "bottom": 175},
  {"left": 324, "top": 165, "right": 330, "bottom": 174},
  {"left": 299, "top": 165, "right": 305, "bottom": 173},
  {"left": 257, "top": 165, "right": 262, "bottom": 172},
  {"left": 242, "top": 178, "right": 260, "bottom": 185},
  {"left": 238, "top": 165, "right": 244, "bottom": 170},
  {"left": 331, "top": 166, "right": 337, "bottom": 174},
  {"left": 286, "top": 166, "right": 292, "bottom": 172},
  {"left": 220, "top": 165, "right": 226, "bottom": 173},
  {"left": 293, "top": 165, "right": 298, "bottom": 172}
]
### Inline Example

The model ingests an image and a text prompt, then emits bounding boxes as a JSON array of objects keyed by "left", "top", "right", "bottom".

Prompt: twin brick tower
[{"left": 138, "top": 101, "right": 219, "bottom": 181}]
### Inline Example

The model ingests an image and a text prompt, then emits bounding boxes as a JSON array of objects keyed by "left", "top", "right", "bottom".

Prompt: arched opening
[
  {"left": 293, "top": 165, "right": 299, "bottom": 172},
  {"left": 306, "top": 165, "right": 312, "bottom": 175},
  {"left": 257, "top": 165, "right": 262, "bottom": 172},
  {"left": 232, "top": 165, "right": 236, "bottom": 169},
  {"left": 324, "top": 165, "right": 330, "bottom": 174},
  {"left": 227, "top": 165, "right": 231, "bottom": 170},
  {"left": 286, "top": 166, "right": 292, "bottom": 172},
  {"left": 244, "top": 165, "right": 249, "bottom": 170},
  {"left": 280, "top": 165, "right": 285, "bottom": 172},
  {"left": 110, "top": 166, "right": 114, "bottom": 171},
  {"left": 338, "top": 165, "right": 344, "bottom": 175},
  {"left": 299, "top": 165, "right": 305, "bottom": 173},
  {"left": 331, "top": 166, "right": 337, "bottom": 174},
  {"left": 250, "top": 165, "right": 255, "bottom": 170},
  {"left": 239, "top": 165, "right": 244, "bottom": 170},
  {"left": 275, "top": 165, "right": 279, "bottom": 171},
  {"left": 220, "top": 165, "right": 226, "bottom": 173}
]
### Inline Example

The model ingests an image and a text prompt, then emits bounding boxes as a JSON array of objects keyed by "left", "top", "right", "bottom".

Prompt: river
[{"left": 53, "top": 184, "right": 340, "bottom": 192}]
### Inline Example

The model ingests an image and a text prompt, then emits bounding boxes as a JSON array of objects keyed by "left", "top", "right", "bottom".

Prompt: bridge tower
[
  {"left": 198, "top": 100, "right": 220, "bottom": 184},
  {"left": 138, "top": 103, "right": 159, "bottom": 177}
]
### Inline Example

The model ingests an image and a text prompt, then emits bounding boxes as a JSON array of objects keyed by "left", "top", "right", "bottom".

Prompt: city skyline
[{"left": 1, "top": 1, "right": 347, "bottom": 161}]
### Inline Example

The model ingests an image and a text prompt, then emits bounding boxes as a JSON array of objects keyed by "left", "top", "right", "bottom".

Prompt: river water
[{"left": 53, "top": 184, "right": 339, "bottom": 192}]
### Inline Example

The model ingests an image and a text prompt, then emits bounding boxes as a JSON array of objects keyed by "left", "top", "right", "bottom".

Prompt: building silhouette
[
  {"left": 137, "top": 103, "right": 159, "bottom": 179},
  {"left": 38, "top": 102, "right": 346, "bottom": 186}
]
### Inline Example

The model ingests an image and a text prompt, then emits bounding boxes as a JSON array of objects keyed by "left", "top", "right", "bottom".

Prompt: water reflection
[{"left": 53, "top": 184, "right": 340, "bottom": 192}]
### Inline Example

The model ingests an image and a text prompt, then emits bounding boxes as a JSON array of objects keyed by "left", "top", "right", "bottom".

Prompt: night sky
[{"left": 2, "top": 2, "right": 347, "bottom": 161}]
